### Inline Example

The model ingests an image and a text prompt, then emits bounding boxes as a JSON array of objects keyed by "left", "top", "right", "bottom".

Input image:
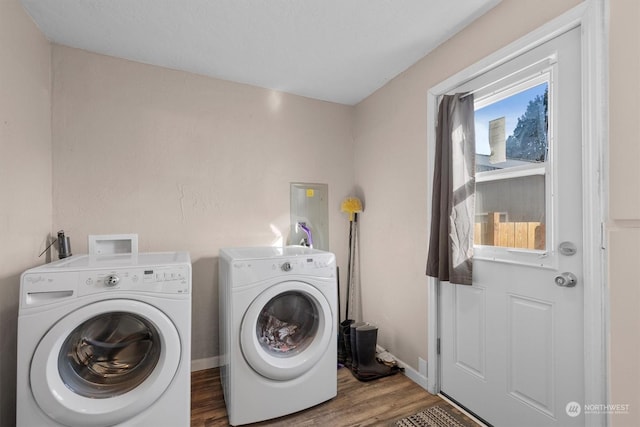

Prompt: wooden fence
[{"left": 474, "top": 212, "right": 545, "bottom": 250}]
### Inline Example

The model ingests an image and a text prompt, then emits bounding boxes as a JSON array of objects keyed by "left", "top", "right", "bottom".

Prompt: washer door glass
[
  {"left": 58, "top": 312, "right": 161, "bottom": 398},
  {"left": 30, "top": 299, "right": 181, "bottom": 427},
  {"left": 241, "top": 281, "right": 333, "bottom": 381}
]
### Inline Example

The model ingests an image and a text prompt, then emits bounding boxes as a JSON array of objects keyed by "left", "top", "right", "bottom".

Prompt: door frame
[{"left": 425, "top": 1, "right": 609, "bottom": 426}]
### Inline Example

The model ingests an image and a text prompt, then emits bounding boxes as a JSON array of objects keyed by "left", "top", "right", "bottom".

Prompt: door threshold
[{"left": 439, "top": 392, "right": 492, "bottom": 427}]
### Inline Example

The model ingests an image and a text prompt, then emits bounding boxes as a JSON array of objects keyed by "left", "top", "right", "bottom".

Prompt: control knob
[
  {"left": 104, "top": 274, "right": 120, "bottom": 287},
  {"left": 281, "top": 262, "right": 292, "bottom": 272}
]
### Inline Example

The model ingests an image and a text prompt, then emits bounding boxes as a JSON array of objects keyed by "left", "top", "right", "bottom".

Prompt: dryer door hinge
[{"left": 437, "top": 338, "right": 441, "bottom": 355}]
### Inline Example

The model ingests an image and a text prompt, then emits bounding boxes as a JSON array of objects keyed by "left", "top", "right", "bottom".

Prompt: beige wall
[
  {"left": 0, "top": 0, "right": 52, "bottom": 424},
  {"left": 353, "top": 0, "right": 581, "bottom": 373},
  {"left": 51, "top": 45, "right": 355, "bottom": 362},
  {"left": 353, "top": 0, "right": 639, "bottom": 424},
  {"left": 608, "top": 0, "right": 640, "bottom": 425}
]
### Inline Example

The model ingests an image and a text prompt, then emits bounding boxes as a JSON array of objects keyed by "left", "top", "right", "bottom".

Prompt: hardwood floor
[{"left": 191, "top": 367, "right": 479, "bottom": 426}]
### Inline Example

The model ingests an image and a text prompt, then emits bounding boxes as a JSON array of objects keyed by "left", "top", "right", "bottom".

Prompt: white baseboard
[
  {"left": 191, "top": 356, "right": 221, "bottom": 372},
  {"left": 192, "top": 349, "right": 431, "bottom": 393},
  {"left": 376, "top": 345, "right": 429, "bottom": 391}
]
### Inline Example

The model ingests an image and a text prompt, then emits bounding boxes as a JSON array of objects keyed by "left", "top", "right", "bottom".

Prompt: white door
[{"left": 440, "top": 27, "right": 584, "bottom": 426}]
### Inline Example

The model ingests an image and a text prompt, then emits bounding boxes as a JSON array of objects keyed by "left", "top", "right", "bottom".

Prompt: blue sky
[{"left": 475, "top": 83, "right": 547, "bottom": 155}]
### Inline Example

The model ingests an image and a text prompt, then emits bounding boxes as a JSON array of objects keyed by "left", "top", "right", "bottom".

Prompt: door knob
[{"left": 554, "top": 272, "right": 577, "bottom": 287}]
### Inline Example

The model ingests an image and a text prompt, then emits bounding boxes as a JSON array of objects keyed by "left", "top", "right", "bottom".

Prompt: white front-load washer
[
  {"left": 219, "top": 246, "right": 337, "bottom": 426},
  {"left": 17, "top": 252, "right": 192, "bottom": 427}
]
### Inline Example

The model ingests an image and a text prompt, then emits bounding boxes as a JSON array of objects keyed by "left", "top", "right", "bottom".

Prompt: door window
[
  {"left": 471, "top": 69, "right": 555, "bottom": 265},
  {"left": 58, "top": 312, "right": 161, "bottom": 398}
]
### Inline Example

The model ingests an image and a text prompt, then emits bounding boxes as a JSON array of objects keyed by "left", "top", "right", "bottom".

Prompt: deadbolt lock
[{"left": 558, "top": 241, "right": 578, "bottom": 256}]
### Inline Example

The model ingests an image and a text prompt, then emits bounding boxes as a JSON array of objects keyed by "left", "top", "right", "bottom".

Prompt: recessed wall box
[{"left": 88, "top": 234, "right": 139, "bottom": 255}]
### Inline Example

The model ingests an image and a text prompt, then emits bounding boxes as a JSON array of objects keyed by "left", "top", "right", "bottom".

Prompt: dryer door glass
[
  {"left": 257, "top": 291, "right": 319, "bottom": 356},
  {"left": 242, "top": 281, "right": 333, "bottom": 380},
  {"left": 58, "top": 312, "right": 161, "bottom": 398}
]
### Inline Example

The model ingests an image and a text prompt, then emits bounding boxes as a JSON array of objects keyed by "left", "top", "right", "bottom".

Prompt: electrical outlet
[{"left": 418, "top": 357, "right": 427, "bottom": 376}]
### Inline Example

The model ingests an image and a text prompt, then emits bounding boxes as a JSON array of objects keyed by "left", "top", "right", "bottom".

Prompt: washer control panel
[{"left": 78, "top": 265, "right": 190, "bottom": 296}]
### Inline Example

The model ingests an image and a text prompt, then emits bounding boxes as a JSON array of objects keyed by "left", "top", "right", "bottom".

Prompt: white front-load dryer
[
  {"left": 219, "top": 246, "right": 337, "bottom": 426},
  {"left": 17, "top": 252, "right": 192, "bottom": 427}
]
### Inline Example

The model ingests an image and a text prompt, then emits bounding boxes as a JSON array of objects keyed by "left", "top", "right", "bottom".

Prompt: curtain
[{"left": 426, "top": 93, "right": 476, "bottom": 285}]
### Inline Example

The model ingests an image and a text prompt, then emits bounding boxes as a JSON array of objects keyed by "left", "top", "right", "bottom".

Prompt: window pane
[
  {"left": 474, "top": 81, "right": 549, "bottom": 251},
  {"left": 475, "top": 175, "right": 546, "bottom": 250},
  {"left": 475, "top": 82, "right": 548, "bottom": 171}
]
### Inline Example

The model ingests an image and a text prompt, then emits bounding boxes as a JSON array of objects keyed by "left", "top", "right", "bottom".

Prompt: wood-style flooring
[{"left": 191, "top": 367, "right": 479, "bottom": 426}]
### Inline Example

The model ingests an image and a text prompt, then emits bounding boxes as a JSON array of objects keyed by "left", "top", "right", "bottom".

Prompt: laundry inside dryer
[{"left": 258, "top": 291, "right": 319, "bottom": 354}]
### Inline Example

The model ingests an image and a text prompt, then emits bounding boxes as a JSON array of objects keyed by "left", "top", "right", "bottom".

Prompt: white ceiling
[{"left": 19, "top": 0, "right": 500, "bottom": 105}]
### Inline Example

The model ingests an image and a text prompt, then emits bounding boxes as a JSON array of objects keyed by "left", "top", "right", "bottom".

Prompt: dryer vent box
[{"left": 88, "top": 234, "right": 139, "bottom": 255}]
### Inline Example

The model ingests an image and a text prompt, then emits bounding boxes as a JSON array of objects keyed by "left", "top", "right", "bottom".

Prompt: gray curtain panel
[{"left": 426, "top": 93, "right": 476, "bottom": 285}]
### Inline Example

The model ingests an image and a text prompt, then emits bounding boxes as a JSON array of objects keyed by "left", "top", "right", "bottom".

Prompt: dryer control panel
[{"left": 229, "top": 253, "right": 336, "bottom": 286}]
